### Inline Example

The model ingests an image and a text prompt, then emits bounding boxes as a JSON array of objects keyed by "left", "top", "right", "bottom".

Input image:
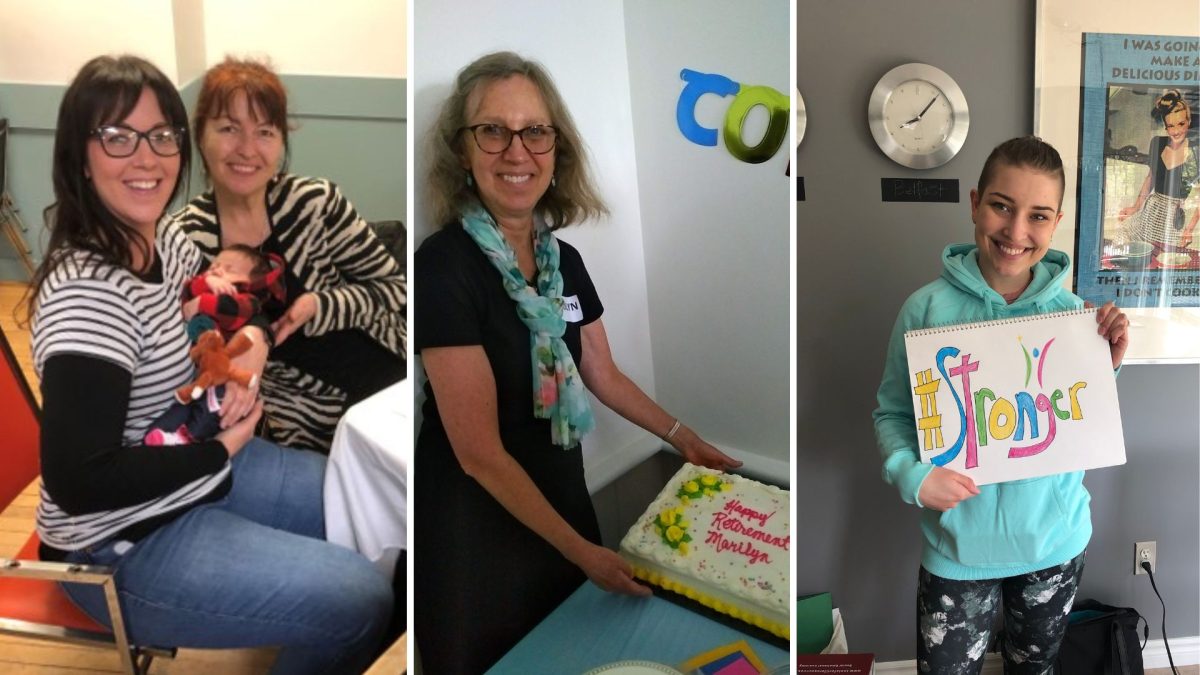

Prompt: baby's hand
[
  {"left": 182, "top": 296, "right": 200, "bottom": 320},
  {"left": 206, "top": 276, "right": 238, "bottom": 296}
]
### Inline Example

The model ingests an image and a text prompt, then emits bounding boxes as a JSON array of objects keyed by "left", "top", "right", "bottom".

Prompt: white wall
[
  {"left": 0, "top": 0, "right": 180, "bottom": 84},
  {"left": 623, "top": 0, "right": 791, "bottom": 477},
  {"left": 0, "top": 0, "right": 406, "bottom": 86},
  {"left": 412, "top": 0, "right": 658, "bottom": 481},
  {"left": 413, "top": 0, "right": 791, "bottom": 485},
  {"left": 202, "top": 0, "right": 406, "bottom": 78}
]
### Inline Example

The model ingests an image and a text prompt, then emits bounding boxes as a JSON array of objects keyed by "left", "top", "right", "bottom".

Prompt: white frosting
[{"left": 619, "top": 464, "right": 790, "bottom": 636}]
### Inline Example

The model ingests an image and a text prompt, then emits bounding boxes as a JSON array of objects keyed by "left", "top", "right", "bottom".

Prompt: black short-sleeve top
[
  {"left": 1149, "top": 135, "right": 1199, "bottom": 199},
  {"left": 415, "top": 223, "right": 603, "bottom": 441}
]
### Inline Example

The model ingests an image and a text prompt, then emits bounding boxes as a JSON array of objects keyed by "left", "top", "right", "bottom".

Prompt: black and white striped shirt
[
  {"left": 174, "top": 174, "right": 406, "bottom": 355},
  {"left": 33, "top": 220, "right": 232, "bottom": 552}
]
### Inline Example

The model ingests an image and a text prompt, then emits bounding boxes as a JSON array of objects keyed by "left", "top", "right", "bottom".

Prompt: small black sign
[
  {"left": 796, "top": 176, "right": 805, "bottom": 202},
  {"left": 881, "top": 178, "right": 958, "bottom": 203}
]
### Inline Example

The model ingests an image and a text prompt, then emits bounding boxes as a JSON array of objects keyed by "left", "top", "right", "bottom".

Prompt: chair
[
  {"left": 368, "top": 219, "right": 406, "bottom": 274},
  {"left": 0, "top": 118, "right": 37, "bottom": 279},
  {"left": 0, "top": 323, "right": 171, "bottom": 674}
]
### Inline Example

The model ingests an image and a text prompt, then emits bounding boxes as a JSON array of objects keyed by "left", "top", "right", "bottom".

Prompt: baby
[
  {"left": 181, "top": 244, "right": 286, "bottom": 340},
  {"left": 145, "top": 244, "right": 285, "bottom": 446}
]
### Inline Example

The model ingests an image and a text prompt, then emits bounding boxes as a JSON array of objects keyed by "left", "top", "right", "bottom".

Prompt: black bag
[{"left": 1054, "top": 599, "right": 1149, "bottom": 675}]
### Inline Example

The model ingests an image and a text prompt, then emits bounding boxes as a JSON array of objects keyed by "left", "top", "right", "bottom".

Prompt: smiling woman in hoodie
[{"left": 873, "top": 136, "right": 1130, "bottom": 675}]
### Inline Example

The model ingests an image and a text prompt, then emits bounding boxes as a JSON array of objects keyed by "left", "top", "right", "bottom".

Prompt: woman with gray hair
[{"left": 415, "top": 51, "right": 740, "bottom": 673}]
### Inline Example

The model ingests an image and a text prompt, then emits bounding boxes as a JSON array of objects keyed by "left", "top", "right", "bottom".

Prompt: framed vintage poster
[{"left": 1035, "top": 0, "right": 1200, "bottom": 362}]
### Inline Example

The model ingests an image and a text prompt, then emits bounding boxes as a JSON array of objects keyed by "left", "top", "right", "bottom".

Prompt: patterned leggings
[{"left": 916, "top": 553, "right": 1085, "bottom": 675}]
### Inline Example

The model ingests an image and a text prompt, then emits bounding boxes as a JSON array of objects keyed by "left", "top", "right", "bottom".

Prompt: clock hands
[
  {"left": 917, "top": 94, "right": 939, "bottom": 118},
  {"left": 899, "top": 94, "right": 941, "bottom": 129}
]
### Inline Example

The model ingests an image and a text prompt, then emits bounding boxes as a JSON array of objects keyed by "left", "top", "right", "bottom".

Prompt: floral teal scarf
[{"left": 461, "top": 205, "right": 595, "bottom": 448}]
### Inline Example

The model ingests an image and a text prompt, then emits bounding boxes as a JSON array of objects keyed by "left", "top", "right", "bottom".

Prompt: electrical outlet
[{"left": 1135, "top": 541, "right": 1156, "bottom": 575}]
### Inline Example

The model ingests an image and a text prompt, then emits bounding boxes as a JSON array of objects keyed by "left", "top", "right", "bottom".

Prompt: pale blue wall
[{"left": 0, "top": 75, "right": 406, "bottom": 281}]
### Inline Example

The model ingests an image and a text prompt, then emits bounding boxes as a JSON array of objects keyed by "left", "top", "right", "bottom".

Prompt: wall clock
[
  {"left": 795, "top": 87, "right": 806, "bottom": 147},
  {"left": 868, "top": 63, "right": 968, "bottom": 169}
]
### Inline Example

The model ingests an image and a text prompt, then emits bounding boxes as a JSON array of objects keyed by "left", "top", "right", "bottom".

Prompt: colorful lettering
[
  {"left": 988, "top": 397, "right": 1016, "bottom": 441},
  {"left": 1009, "top": 393, "right": 1057, "bottom": 458},
  {"left": 1068, "top": 382, "right": 1087, "bottom": 420},
  {"left": 913, "top": 369, "right": 944, "bottom": 450},
  {"left": 676, "top": 68, "right": 789, "bottom": 164},
  {"left": 913, "top": 336, "right": 1089, "bottom": 472},
  {"left": 948, "top": 353, "right": 981, "bottom": 469},
  {"left": 928, "top": 347, "right": 966, "bottom": 467},
  {"left": 973, "top": 387, "right": 995, "bottom": 446},
  {"left": 1013, "top": 392, "right": 1039, "bottom": 441}
]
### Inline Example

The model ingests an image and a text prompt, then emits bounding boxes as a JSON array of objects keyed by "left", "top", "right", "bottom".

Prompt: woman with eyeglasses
[
  {"left": 26, "top": 55, "right": 391, "bottom": 674},
  {"left": 415, "top": 51, "right": 741, "bottom": 674},
  {"left": 174, "top": 57, "right": 406, "bottom": 453}
]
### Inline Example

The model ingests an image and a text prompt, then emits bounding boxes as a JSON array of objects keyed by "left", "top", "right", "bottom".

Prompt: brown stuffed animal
[{"left": 176, "top": 330, "right": 259, "bottom": 403}]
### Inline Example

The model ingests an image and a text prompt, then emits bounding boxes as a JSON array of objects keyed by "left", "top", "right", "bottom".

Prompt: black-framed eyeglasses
[
  {"left": 460, "top": 124, "right": 557, "bottom": 155},
  {"left": 90, "top": 125, "right": 186, "bottom": 158}
]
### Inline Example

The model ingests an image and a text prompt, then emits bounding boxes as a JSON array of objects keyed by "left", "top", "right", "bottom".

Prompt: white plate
[
  {"left": 582, "top": 661, "right": 684, "bottom": 675},
  {"left": 1157, "top": 251, "right": 1192, "bottom": 267}
]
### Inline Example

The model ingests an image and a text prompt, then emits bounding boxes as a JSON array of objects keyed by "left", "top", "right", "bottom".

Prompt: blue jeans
[{"left": 61, "top": 439, "right": 393, "bottom": 675}]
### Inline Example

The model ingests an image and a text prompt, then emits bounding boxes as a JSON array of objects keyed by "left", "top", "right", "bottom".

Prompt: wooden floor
[{"left": 0, "top": 281, "right": 279, "bottom": 674}]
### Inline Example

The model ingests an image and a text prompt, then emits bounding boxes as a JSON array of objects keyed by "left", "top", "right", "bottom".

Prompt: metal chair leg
[{"left": 102, "top": 575, "right": 139, "bottom": 674}]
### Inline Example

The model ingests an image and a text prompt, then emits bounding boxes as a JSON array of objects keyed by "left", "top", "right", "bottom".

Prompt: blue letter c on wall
[{"left": 677, "top": 69, "right": 740, "bottom": 147}]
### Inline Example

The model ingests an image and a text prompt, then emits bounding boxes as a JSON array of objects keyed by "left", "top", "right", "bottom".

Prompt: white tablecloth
[{"left": 323, "top": 382, "right": 409, "bottom": 582}]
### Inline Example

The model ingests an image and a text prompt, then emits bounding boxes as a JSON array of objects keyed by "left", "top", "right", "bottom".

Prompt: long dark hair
[{"left": 24, "top": 55, "right": 191, "bottom": 320}]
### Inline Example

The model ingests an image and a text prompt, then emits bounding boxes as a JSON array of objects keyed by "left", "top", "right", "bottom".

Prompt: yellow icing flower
[
  {"left": 666, "top": 525, "right": 683, "bottom": 542},
  {"left": 679, "top": 520, "right": 690, "bottom": 528},
  {"left": 684, "top": 480, "right": 699, "bottom": 493},
  {"left": 701, "top": 475, "right": 717, "bottom": 486},
  {"left": 659, "top": 509, "right": 676, "bottom": 526},
  {"left": 679, "top": 542, "right": 689, "bottom": 555},
  {"left": 680, "top": 495, "right": 690, "bottom": 505},
  {"left": 720, "top": 482, "right": 731, "bottom": 491},
  {"left": 703, "top": 488, "right": 714, "bottom": 497}
]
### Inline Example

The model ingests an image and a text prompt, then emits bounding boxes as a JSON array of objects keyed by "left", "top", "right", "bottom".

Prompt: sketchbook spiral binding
[{"left": 904, "top": 307, "right": 1096, "bottom": 338}]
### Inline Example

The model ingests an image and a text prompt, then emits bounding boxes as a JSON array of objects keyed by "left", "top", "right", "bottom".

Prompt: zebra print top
[
  {"left": 32, "top": 220, "right": 232, "bottom": 551},
  {"left": 173, "top": 174, "right": 406, "bottom": 355}
]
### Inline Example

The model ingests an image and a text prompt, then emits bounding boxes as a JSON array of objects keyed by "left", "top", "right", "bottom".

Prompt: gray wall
[{"left": 796, "top": 0, "right": 1199, "bottom": 661}]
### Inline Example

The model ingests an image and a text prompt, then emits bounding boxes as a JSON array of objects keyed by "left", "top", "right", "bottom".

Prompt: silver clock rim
[
  {"left": 868, "top": 62, "right": 969, "bottom": 170},
  {"left": 796, "top": 87, "right": 807, "bottom": 146}
]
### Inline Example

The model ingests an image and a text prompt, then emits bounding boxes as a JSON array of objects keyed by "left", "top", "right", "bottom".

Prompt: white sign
[{"left": 904, "top": 309, "right": 1126, "bottom": 485}]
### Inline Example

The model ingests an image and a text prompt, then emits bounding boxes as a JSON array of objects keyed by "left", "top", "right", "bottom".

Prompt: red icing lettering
[
  {"left": 705, "top": 530, "right": 772, "bottom": 564},
  {"left": 722, "top": 499, "right": 774, "bottom": 527}
]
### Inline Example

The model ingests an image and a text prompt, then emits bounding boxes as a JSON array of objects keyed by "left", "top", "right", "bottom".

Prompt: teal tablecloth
[{"left": 486, "top": 581, "right": 789, "bottom": 674}]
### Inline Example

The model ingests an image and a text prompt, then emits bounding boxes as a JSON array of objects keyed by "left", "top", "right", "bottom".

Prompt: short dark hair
[
  {"left": 976, "top": 136, "right": 1065, "bottom": 208},
  {"left": 223, "top": 243, "right": 272, "bottom": 276},
  {"left": 27, "top": 54, "right": 190, "bottom": 320}
]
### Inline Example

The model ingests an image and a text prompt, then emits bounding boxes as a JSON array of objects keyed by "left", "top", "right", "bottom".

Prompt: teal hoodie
[{"left": 874, "top": 244, "right": 1095, "bottom": 580}]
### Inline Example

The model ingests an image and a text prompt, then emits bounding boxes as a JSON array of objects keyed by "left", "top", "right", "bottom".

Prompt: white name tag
[{"left": 561, "top": 294, "right": 584, "bottom": 323}]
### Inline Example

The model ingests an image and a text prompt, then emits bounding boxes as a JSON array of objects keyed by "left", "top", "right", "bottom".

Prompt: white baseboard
[
  {"left": 584, "top": 436, "right": 792, "bottom": 494},
  {"left": 875, "top": 636, "right": 1200, "bottom": 673},
  {"left": 1144, "top": 636, "right": 1200, "bottom": 669},
  {"left": 584, "top": 434, "right": 661, "bottom": 494}
]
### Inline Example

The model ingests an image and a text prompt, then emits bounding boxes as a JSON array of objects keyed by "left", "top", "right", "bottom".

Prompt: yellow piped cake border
[{"left": 630, "top": 564, "right": 789, "bottom": 639}]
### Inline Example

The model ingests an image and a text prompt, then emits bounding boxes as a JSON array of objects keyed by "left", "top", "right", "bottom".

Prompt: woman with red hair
[{"left": 175, "top": 57, "right": 406, "bottom": 452}]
